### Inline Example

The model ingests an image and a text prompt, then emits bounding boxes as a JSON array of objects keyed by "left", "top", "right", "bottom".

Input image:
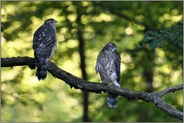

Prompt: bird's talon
[{"left": 102, "top": 83, "right": 108, "bottom": 86}]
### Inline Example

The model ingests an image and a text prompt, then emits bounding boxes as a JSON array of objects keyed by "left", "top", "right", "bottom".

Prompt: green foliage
[
  {"left": 1, "top": 1, "right": 183, "bottom": 122},
  {"left": 140, "top": 20, "right": 183, "bottom": 50}
]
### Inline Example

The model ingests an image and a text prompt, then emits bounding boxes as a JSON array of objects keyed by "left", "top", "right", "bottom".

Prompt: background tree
[{"left": 1, "top": 1, "right": 183, "bottom": 122}]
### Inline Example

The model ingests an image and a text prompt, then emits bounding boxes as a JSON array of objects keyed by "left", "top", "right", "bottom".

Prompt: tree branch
[
  {"left": 158, "top": 84, "right": 183, "bottom": 96},
  {"left": 1, "top": 56, "right": 183, "bottom": 121}
]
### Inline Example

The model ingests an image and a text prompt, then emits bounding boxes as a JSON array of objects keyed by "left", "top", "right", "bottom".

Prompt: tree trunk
[{"left": 77, "top": 29, "right": 90, "bottom": 122}]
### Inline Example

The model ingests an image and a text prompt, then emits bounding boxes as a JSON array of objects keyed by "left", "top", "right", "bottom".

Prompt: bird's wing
[
  {"left": 33, "top": 25, "right": 56, "bottom": 58},
  {"left": 114, "top": 52, "right": 121, "bottom": 83}
]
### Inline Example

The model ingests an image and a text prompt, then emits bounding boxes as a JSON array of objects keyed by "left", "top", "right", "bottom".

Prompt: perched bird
[
  {"left": 96, "top": 42, "right": 121, "bottom": 108},
  {"left": 33, "top": 18, "right": 57, "bottom": 80}
]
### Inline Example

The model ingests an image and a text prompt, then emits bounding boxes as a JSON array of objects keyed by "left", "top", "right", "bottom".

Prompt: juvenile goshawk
[
  {"left": 96, "top": 42, "right": 121, "bottom": 108},
  {"left": 33, "top": 18, "right": 57, "bottom": 80}
]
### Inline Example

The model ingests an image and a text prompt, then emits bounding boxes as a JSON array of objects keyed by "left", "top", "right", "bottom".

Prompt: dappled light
[{"left": 1, "top": 1, "right": 183, "bottom": 122}]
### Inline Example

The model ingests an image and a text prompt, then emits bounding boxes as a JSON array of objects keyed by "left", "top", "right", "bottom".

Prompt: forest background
[{"left": 1, "top": 1, "right": 183, "bottom": 122}]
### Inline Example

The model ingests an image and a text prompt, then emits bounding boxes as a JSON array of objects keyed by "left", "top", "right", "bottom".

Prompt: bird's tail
[
  {"left": 36, "top": 60, "right": 47, "bottom": 81},
  {"left": 107, "top": 93, "right": 118, "bottom": 108}
]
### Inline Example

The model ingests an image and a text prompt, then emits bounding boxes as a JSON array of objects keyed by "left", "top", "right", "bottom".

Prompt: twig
[{"left": 158, "top": 84, "right": 183, "bottom": 96}]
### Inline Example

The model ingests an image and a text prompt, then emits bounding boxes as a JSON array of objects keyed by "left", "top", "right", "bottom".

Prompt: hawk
[
  {"left": 96, "top": 42, "right": 121, "bottom": 108},
  {"left": 33, "top": 18, "right": 57, "bottom": 80}
]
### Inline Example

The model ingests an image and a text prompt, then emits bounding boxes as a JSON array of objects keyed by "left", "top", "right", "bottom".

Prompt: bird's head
[
  {"left": 103, "top": 42, "right": 117, "bottom": 52},
  {"left": 44, "top": 18, "right": 57, "bottom": 28}
]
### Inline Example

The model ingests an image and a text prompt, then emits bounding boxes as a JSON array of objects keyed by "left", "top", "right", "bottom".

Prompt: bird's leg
[
  {"left": 113, "top": 81, "right": 120, "bottom": 87},
  {"left": 103, "top": 81, "right": 113, "bottom": 86},
  {"left": 108, "top": 82, "right": 114, "bottom": 86},
  {"left": 102, "top": 82, "right": 109, "bottom": 86},
  {"left": 107, "top": 81, "right": 120, "bottom": 87}
]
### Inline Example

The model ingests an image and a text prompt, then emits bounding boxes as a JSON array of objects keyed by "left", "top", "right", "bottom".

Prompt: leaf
[
  {"left": 149, "top": 39, "right": 159, "bottom": 50},
  {"left": 140, "top": 20, "right": 183, "bottom": 49},
  {"left": 139, "top": 31, "right": 155, "bottom": 47},
  {"left": 141, "top": 31, "right": 155, "bottom": 43}
]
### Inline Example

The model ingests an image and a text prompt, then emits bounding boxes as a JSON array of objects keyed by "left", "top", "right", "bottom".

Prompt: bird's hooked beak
[{"left": 112, "top": 47, "right": 116, "bottom": 52}]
